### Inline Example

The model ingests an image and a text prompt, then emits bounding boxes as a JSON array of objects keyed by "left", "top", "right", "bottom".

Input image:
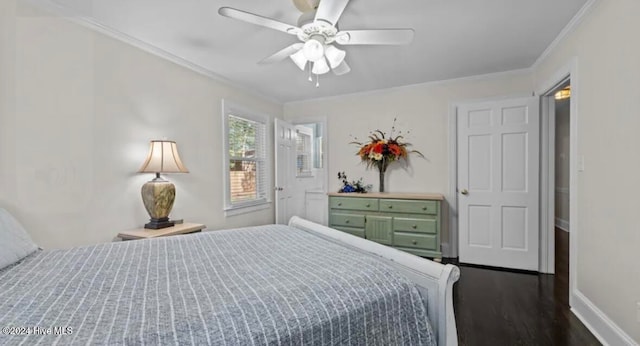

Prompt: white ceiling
[{"left": 38, "top": 0, "right": 588, "bottom": 102}]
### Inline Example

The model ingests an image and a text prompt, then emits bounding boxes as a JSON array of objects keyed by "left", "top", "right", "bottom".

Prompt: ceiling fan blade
[
  {"left": 332, "top": 61, "right": 351, "bottom": 76},
  {"left": 259, "top": 43, "right": 304, "bottom": 65},
  {"left": 335, "top": 29, "right": 414, "bottom": 45},
  {"left": 218, "top": 7, "right": 301, "bottom": 36},
  {"left": 314, "top": 0, "right": 349, "bottom": 26}
]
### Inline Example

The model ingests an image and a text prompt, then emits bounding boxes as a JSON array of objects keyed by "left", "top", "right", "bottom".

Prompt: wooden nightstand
[{"left": 118, "top": 223, "right": 206, "bottom": 241}]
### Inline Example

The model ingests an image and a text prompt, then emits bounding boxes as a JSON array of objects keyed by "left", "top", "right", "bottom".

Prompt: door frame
[
  {"left": 448, "top": 59, "right": 579, "bottom": 280},
  {"left": 536, "top": 59, "right": 579, "bottom": 301}
]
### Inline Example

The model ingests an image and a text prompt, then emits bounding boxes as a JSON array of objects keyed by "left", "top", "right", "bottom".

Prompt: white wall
[
  {"left": 533, "top": 0, "right": 640, "bottom": 342},
  {"left": 284, "top": 72, "right": 534, "bottom": 249},
  {"left": 0, "top": 1, "right": 282, "bottom": 249}
]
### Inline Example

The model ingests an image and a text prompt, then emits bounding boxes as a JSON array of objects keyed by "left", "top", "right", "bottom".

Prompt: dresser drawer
[
  {"left": 333, "top": 226, "right": 365, "bottom": 238},
  {"left": 330, "top": 213, "right": 365, "bottom": 228},
  {"left": 394, "top": 217, "right": 437, "bottom": 234},
  {"left": 379, "top": 199, "right": 437, "bottom": 215},
  {"left": 394, "top": 233, "right": 437, "bottom": 250},
  {"left": 330, "top": 197, "right": 378, "bottom": 211}
]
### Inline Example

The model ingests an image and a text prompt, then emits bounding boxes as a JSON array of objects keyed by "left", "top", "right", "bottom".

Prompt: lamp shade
[
  {"left": 302, "top": 39, "right": 325, "bottom": 62},
  {"left": 312, "top": 57, "right": 330, "bottom": 75},
  {"left": 290, "top": 49, "right": 308, "bottom": 71},
  {"left": 138, "top": 140, "right": 189, "bottom": 174},
  {"left": 324, "top": 45, "right": 346, "bottom": 69}
]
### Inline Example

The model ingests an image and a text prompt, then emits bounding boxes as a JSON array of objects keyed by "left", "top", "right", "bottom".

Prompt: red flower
[
  {"left": 389, "top": 144, "right": 402, "bottom": 156},
  {"left": 372, "top": 142, "right": 384, "bottom": 154}
]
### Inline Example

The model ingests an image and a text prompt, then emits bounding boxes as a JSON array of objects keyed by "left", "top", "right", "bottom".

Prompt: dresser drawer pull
[
  {"left": 388, "top": 205, "right": 393, "bottom": 209},
  {"left": 412, "top": 240, "right": 418, "bottom": 245},
  {"left": 338, "top": 202, "right": 342, "bottom": 206},
  {"left": 345, "top": 219, "right": 350, "bottom": 224},
  {"left": 412, "top": 224, "right": 417, "bottom": 229},
  {"left": 422, "top": 207, "right": 427, "bottom": 211},
  {"left": 366, "top": 204, "right": 370, "bottom": 207}
]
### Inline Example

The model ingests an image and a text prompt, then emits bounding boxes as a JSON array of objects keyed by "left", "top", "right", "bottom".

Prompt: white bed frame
[{"left": 289, "top": 216, "right": 460, "bottom": 346}]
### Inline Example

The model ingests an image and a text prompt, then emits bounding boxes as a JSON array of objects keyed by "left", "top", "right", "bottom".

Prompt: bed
[{"left": 0, "top": 215, "right": 460, "bottom": 345}]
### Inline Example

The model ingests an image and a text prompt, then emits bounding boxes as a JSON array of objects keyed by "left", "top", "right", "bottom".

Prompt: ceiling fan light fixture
[
  {"left": 302, "top": 38, "right": 325, "bottom": 62},
  {"left": 311, "top": 57, "right": 330, "bottom": 75},
  {"left": 324, "top": 45, "right": 346, "bottom": 69},
  {"left": 290, "top": 49, "right": 308, "bottom": 71}
]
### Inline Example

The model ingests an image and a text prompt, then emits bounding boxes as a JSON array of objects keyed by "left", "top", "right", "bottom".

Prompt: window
[
  {"left": 297, "top": 122, "right": 324, "bottom": 169},
  {"left": 296, "top": 126, "right": 313, "bottom": 177},
  {"left": 222, "top": 101, "right": 270, "bottom": 213}
]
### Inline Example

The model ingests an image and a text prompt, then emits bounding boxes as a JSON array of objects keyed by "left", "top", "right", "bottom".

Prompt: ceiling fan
[{"left": 218, "top": 0, "right": 414, "bottom": 86}]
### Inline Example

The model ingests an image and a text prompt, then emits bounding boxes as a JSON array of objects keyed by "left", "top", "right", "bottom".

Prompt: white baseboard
[
  {"left": 555, "top": 217, "right": 570, "bottom": 232},
  {"left": 571, "top": 290, "right": 637, "bottom": 346}
]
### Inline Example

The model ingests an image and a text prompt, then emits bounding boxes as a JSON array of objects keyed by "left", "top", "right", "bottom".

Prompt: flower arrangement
[
  {"left": 337, "top": 172, "right": 368, "bottom": 193},
  {"left": 351, "top": 118, "right": 423, "bottom": 192}
]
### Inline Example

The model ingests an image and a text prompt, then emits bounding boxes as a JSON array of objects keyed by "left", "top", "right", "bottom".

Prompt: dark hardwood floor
[{"left": 444, "top": 229, "right": 600, "bottom": 345}]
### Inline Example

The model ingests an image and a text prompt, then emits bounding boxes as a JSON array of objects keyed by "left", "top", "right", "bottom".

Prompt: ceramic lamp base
[{"left": 141, "top": 177, "right": 176, "bottom": 229}]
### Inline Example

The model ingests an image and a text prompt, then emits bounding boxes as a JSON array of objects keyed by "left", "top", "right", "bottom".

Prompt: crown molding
[
  {"left": 285, "top": 67, "right": 533, "bottom": 105},
  {"left": 532, "top": 0, "right": 600, "bottom": 69},
  {"left": 22, "top": 0, "right": 597, "bottom": 105},
  {"left": 21, "top": 0, "right": 283, "bottom": 105}
]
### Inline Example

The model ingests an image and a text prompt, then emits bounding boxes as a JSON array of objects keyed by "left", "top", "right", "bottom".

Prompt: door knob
[{"left": 460, "top": 189, "right": 469, "bottom": 195}]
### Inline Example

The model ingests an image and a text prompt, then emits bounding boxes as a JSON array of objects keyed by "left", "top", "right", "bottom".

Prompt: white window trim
[
  {"left": 222, "top": 100, "right": 272, "bottom": 215},
  {"left": 224, "top": 203, "right": 271, "bottom": 217}
]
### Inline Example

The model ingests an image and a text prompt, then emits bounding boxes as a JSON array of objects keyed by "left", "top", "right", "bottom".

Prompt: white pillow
[{"left": 0, "top": 208, "right": 39, "bottom": 270}]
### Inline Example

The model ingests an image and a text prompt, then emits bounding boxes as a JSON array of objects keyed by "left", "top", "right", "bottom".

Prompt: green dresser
[{"left": 329, "top": 192, "right": 443, "bottom": 259}]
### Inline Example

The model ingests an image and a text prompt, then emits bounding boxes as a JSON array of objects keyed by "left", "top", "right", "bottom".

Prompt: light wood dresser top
[{"left": 327, "top": 192, "right": 444, "bottom": 200}]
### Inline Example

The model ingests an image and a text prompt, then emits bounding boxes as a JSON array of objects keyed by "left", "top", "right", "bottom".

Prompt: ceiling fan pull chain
[
  {"left": 308, "top": 61, "right": 313, "bottom": 82},
  {"left": 316, "top": 74, "right": 320, "bottom": 88}
]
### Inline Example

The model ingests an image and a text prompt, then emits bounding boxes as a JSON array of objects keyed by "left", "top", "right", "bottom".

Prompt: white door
[
  {"left": 457, "top": 97, "right": 540, "bottom": 271},
  {"left": 274, "top": 118, "right": 296, "bottom": 224}
]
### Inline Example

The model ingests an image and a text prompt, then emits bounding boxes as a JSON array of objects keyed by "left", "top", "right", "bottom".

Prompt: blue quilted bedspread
[{"left": 0, "top": 224, "right": 434, "bottom": 345}]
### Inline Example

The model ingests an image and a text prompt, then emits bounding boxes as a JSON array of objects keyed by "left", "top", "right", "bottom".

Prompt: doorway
[
  {"left": 548, "top": 80, "right": 571, "bottom": 302},
  {"left": 293, "top": 121, "right": 328, "bottom": 225},
  {"left": 274, "top": 117, "right": 328, "bottom": 225},
  {"left": 537, "top": 61, "right": 579, "bottom": 308}
]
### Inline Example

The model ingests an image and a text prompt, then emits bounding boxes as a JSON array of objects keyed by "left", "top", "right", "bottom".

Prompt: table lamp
[{"left": 138, "top": 140, "right": 189, "bottom": 229}]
